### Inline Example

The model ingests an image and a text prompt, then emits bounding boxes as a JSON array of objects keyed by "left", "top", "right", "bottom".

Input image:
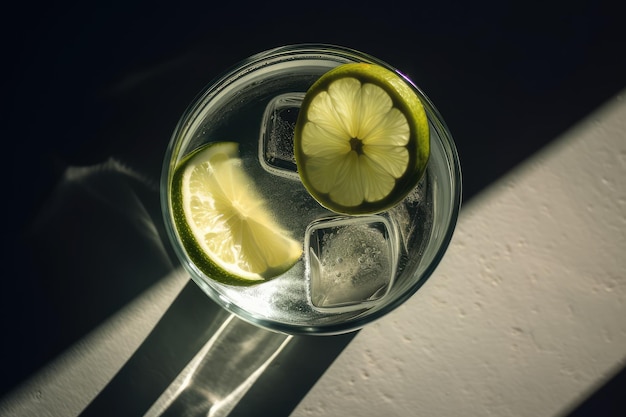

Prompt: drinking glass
[{"left": 161, "top": 44, "right": 461, "bottom": 335}]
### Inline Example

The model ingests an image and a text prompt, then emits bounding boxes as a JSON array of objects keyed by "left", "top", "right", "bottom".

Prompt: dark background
[{"left": 3, "top": 0, "right": 625, "bottom": 415}]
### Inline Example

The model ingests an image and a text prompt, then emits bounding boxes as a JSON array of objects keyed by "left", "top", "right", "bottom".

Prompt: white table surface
[
  {"left": 1, "top": 86, "right": 624, "bottom": 417},
  {"left": 3, "top": 3, "right": 626, "bottom": 416}
]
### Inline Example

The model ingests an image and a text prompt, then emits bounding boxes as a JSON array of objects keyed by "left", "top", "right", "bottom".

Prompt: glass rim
[{"left": 160, "top": 43, "right": 462, "bottom": 335}]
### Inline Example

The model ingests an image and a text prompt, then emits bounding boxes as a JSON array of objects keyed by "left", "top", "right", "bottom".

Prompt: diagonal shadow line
[{"left": 560, "top": 363, "right": 626, "bottom": 417}]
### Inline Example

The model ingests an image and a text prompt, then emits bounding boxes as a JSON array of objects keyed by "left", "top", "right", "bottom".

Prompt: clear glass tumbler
[{"left": 161, "top": 44, "right": 462, "bottom": 335}]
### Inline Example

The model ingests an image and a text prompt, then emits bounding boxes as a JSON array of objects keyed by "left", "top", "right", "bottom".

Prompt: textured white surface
[{"left": 290, "top": 92, "right": 626, "bottom": 417}]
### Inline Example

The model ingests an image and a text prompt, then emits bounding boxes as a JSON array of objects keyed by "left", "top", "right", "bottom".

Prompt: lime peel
[
  {"left": 294, "top": 62, "right": 430, "bottom": 215},
  {"left": 171, "top": 141, "right": 302, "bottom": 286}
]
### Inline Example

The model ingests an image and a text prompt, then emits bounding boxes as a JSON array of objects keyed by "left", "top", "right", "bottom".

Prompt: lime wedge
[
  {"left": 294, "top": 63, "right": 430, "bottom": 215},
  {"left": 171, "top": 142, "right": 302, "bottom": 286}
]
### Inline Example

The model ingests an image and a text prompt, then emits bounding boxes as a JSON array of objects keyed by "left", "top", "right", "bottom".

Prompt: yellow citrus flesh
[
  {"left": 171, "top": 142, "right": 302, "bottom": 286},
  {"left": 294, "top": 63, "right": 430, "bottom": 214}
]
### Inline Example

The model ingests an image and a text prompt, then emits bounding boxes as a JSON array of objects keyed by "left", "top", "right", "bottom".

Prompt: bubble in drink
[{"left": 305, "top": 216, "right": 398, "bottom": 313}]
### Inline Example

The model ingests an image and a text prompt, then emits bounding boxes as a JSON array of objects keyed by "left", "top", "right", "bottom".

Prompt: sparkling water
[
  {"left": 166, "top": 52, "right": 447, "bottom": 333},
  {"left": 185, "top": 89, "right": 433, "bottom": 327},
  {"left": 306, "top": 216, "right": 397, "bottom": 313}
]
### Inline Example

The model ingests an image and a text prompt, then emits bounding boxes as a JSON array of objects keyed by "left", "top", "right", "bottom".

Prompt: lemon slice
[
  {"left": 294, "top": 63, "right": 429, "bottom": 214},
  {"left": 171, "top": 141, "right": 302, "bottom": 286}
]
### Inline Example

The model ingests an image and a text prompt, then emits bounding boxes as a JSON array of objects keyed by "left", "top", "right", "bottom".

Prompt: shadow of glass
[
  {"left": 148, "top": 315, "right": 293, "bottom": 417},
  {"left": 78, "top": 281, "right": 356, "bottom": 417}
]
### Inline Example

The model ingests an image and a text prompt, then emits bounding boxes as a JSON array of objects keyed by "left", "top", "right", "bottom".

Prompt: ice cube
[
  {"left": 305, "top": 215, "right": 398, "bottom": 313},
  {"left": 258, "top": 92, "right": 305, "bottom": 179}
]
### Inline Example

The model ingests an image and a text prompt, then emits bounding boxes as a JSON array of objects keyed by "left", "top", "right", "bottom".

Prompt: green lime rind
[
  {"left": 171, "top": 141, "right": 301, "bottom": 286},
  {"left": 171, "top": 142, "right": 255, "bottom": 286},
  {"left": 294, "top": 62, "right": 430, "bottom": 215}
]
